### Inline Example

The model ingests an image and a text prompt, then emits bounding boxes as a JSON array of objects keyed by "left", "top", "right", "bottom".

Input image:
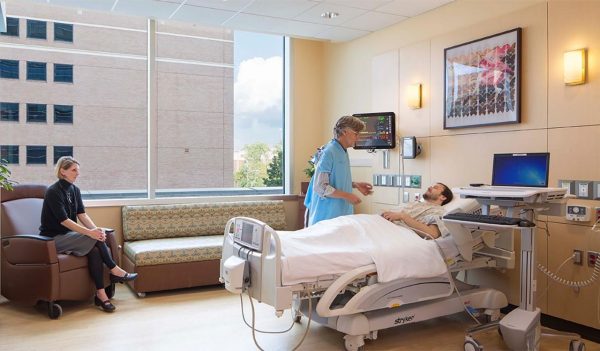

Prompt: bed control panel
[{"left": 233, "top": 218, "right": 265, "bottom": 251}]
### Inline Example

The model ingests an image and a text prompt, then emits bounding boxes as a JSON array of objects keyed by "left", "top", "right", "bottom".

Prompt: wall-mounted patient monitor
[
  {"left": 402, "top": 136, "right": 421, "bottom": 159},
  {"left": 352, "top": 112, "right": 396, "bottom": 150}
]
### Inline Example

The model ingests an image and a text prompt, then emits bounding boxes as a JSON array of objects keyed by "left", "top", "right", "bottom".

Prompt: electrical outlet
[{"left": 588, "top": 251, "right": 599, "bottom": 267}]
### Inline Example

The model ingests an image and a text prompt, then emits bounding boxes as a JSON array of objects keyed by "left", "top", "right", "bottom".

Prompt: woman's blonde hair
[{"left": 55, "top": 156, "right": 80, "bottom": 179}]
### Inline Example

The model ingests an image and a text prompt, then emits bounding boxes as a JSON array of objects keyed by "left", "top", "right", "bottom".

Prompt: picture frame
[{"left": 444, "top": 28, "right": 521, "bottom": 129}]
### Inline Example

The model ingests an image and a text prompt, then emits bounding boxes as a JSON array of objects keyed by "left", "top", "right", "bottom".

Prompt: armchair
[{"left": 1, "top": 184, "right": 118, "bottom": 319}]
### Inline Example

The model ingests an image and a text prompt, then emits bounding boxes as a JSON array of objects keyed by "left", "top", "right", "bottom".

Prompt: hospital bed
[{"left": 219, "top": 198, "right": 514, "bottom": 351}]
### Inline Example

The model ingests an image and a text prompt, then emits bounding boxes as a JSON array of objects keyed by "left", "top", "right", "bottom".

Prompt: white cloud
[{"left": 234, "top": 56, "right": 283, "bottom": 114}]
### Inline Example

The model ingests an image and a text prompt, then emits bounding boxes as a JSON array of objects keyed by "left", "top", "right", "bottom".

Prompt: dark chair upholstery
[{"left": 1, "top": 184, "right": 118, "bottom": 319}]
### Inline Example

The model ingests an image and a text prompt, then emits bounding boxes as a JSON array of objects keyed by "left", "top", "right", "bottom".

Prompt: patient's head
[{"left": 423, "top": 183, "right": 453, "bottom": 206}]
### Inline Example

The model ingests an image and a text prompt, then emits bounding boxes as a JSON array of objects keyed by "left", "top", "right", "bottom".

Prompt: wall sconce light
[
  {"left": 564, "top": 49, "right": 586, "bottom": 85},
  {"left": 407, "top": 83, "right": 422, "bottom": 109}
]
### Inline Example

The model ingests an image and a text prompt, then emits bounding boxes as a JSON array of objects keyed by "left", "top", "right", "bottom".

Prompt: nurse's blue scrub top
[{"left": 304, "top": 139, "right": 353, "bottom": 226}]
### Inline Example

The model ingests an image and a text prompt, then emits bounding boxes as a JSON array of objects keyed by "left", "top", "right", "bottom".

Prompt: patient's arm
[{"left": 381, "top": 211, "right": 441, "bottom": 239}]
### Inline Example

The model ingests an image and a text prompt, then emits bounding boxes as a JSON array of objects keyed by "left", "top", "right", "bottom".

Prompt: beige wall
[{"left": 318, "top": 0, "right": 600, "bottom": 328}]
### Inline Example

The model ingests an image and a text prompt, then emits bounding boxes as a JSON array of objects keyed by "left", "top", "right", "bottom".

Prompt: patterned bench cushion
[
  {"left": 122, "top": 200, "right": 286, "bottom": 241},
  {"left": 123, "top": 236, "right": 223, "bottom": 266}
]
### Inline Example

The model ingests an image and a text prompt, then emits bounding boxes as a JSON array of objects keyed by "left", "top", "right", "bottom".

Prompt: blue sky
[{"left": 233, "top": 31, "right": 284, "bottom": 152}]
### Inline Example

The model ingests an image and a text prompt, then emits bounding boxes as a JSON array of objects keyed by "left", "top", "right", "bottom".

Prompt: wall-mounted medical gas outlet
[
  {"left": 573, "top": 250, "right": 583, "bottom": 265},
  {"left": 373, "top": 174, "right": 421, "bottom": 188},
  {"left": 566, "top": 205, "right": 590, "bottom": 222},
  {"left": 588, "top": 251, "right": 599, "bottom": 268},
  {"left": 559, "top": 180, "right": 576, "bottom": 196},
  {"left": 575, "top": 181, "right": 593, "bottom": 199},
  {"left": 594, "top": 181, "right": 600, "bottom": 200}
]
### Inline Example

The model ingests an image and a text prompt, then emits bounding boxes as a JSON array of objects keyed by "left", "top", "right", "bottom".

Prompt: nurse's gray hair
[
  {"left": 55, "top": 156, "right": 80, "bottom": 179},
  {"left": 333, "top": 115, "right": 365, "bottom": 138}
]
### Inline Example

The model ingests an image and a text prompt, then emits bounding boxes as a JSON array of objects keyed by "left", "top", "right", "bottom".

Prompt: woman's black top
[{"left": 39, "top": 179, "right": 86, "bottom": 237}]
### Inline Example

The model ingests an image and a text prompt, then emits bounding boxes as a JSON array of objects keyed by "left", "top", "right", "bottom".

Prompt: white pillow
[{"left": 443, "top": 193, "right": 479, "bottom": 214}]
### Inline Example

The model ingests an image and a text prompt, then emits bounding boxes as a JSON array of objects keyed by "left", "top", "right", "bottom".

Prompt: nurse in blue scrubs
[{"left": 304, "top": 116, "right": 373, "bottom": 226}]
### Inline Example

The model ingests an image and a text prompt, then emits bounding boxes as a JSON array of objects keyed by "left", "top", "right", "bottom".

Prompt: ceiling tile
[
  {"left": 113, "top": 0, "right": 180, "bottom": 18},
  {"left": 322, "top": 0, "right": 392, "bottom": 11},
  {"left": 315, "top": 25, "right": 369, "bottom": 42},
  {"left": 342, "top": 10, "right": 406, "bottom": 32},
  {"left": 244, "top": 0, "right": 319, "bottom": 19},
  {"left": 43, "top": 0, "right": 116, "bottom": 12},
  {"left": 376, "top": 0, "right": 453, "bottom": 17},
  {"left": 226, "top": 13, "right": 330, "bottom": 38},
  {"left": 182, "top": 0, "right": 254, "bottom": 12},
  {"left": 170, "top": 4, "right": 236, "bottom": 26},
  {"left": 293, "top": 2, "right": 366, "bottom": 26}
]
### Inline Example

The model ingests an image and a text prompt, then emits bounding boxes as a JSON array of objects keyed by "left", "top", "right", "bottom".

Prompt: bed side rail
[{"left": 315, "top": 264, "right": 377, "bottom": 317}]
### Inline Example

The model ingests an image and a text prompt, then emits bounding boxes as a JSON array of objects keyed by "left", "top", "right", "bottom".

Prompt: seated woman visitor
[{"left": 39, "top": 156, "right": 138, "bottom": 313}]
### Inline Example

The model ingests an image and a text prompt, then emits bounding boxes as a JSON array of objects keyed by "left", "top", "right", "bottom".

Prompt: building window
[
  {"left": 54, "top": 63, "right": 73, "bottom": 83},
  {"left": 27, "top": 61, "right": 47, "bottom": 81},
  {"left": 54, "top": 22, "right": 73, "bottom": 42},
  {"left": 53, "top": 146, "right": 73, "bottom": 164},
  {"left": 54, "top": 105, "right": 73, "bottom": 124},
  {"left": 26, "top": 145, "right": 47, "bottom": 164},
  {"left": 1, "top": 102, "right": 19, "bottom": 122},
  {"left": 26, "top": 104, "right": 47, "bottom": 123},
  {"left": 0, "top": 59, "right": 19, "bottom": 79},
  {"left": 0, "top": 145, "right": 19, "bottom": 164},
  {"left": 27, "top": 19, "right": 47, "bottom": 39},
  {"left": 1, "top": 17, "right": 19, "bottom": 37}
]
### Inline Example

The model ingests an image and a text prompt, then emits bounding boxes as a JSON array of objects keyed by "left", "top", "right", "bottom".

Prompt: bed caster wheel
[
  {"left": 137, "top": 292, "right": 146, "bottom": 298},
  {"left": 569, "top": 340, "right": 585, "bottom": 351},
  {"left": 294, "top": 315, "right": 302, "bottom": 323},
  {"left": 464, "top": 336, "right": 483, "bottom": 351},
  {"left": 344, "top": 335, "right": 365, "bottom": 351},
  {"left": 105, "top": 283, "right": 116, "bottom": 299},
  {"left": 47, "top": 302, "right": 63, "bottom": 319}
]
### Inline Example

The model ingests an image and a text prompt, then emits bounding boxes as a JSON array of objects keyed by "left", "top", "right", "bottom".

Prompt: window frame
[
  {"left": 53, "top": 63, "right": 73, "bottom": 83},
  {"left": 26, "top": 19, "right": 47, "bottom": 40},
  {"left": 0, "top": 102, "right": 19, "bottom": 122},
  {"left": 53, "top": 146, "right": 73, "bottom": 164},
  {"left": 54, "top": 22, "right": 73, "bottom": 42},
  {"left": 0, "top": 145, "right": 19, "bottom": 164},
  {"left": 26, "top": 145, "right": 47, "bottom": 165},
  {"left": 53, "top": 104, "right": 73, "bottom": 124},
  {"left": 1, "top": 17, "right": 19, "bottom": 37},
  {"left": 0, "top": 59, "right": 19, "bottom": 79},
  {"left": 26, "top": 61, "right": 47, "bottom": 81},
  {"left": 26, "top": 103, "right": 47, "bottom": 123}
]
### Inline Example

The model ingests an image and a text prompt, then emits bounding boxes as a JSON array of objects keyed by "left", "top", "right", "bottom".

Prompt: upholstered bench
[{"left": 121, "top": 200, "right": 287, "bottom": 296}]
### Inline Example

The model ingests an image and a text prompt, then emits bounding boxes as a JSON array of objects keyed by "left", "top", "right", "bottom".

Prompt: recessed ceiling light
[{"left": 321, "top": 12, "right": 339, "bottom": 19}]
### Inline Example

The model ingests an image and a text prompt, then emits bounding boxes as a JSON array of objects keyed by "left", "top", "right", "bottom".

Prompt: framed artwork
[{"left": 444, "top": 28, "right": 521, "bottom": 129}]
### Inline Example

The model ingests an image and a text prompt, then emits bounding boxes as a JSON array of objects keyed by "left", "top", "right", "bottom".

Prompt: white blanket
[{"left": 279, "top": 214, "right": 448, "bottom": 285}]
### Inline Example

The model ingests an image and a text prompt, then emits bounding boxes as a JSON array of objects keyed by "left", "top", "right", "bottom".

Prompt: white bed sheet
[{"left": 278, "top": 214, "right": 448, "bottom": 285}]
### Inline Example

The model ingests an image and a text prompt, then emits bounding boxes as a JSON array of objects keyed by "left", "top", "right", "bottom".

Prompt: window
[
  {"left": 27, "top": 104, "right": 47, "bottom": 122},
  {"left": 27, "top": 61, "right": 47, "bottom": 81},
  {"left": 54, "top": 22, "right": 73, "bottom": 42},
  {"left": 54, "top": 63, "right": 73, "bottom": 82},
  {"left": 27, "top": 19, "right": 46, "bottom": 39},
  {"left": 53, "top": 146, "right": 73, "bottom": 164},
  {"left": 0, "top": 145, "right": 19, "bottom": 164},
  {"left": 1, "top": 17, "right": 19, "bottom": 37},
  {"left": 0, "top": 103, "right": 19, "bottom": 122},
  {"left": 54, "top": 105, "right": 73, "bottom": 124},
  {"left": 0, "top": 59, "right": 19, "bottom": 79},
  {"left": 26, "top": 145, "right": 46, "bottom": 164}
]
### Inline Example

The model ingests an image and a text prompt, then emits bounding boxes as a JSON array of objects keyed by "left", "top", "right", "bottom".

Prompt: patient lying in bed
[
  {"left": 381, "top": 182, "right": 454, "bottom": 239},
  {"left": 279, "top": 214, "right": 450, "bottom": 285}
]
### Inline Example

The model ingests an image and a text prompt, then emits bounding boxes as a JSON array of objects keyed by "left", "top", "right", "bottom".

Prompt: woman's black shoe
[
  {"left": 110, "top": 272, "right": 138, "bottom": 284},
  {"left": 94, "top": 296, "right": 116, "bottom": 312}
]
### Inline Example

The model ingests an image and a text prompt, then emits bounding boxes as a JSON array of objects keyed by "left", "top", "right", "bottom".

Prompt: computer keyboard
[{"left": 443, "top": 212, "right": 523, "bottom": 226}]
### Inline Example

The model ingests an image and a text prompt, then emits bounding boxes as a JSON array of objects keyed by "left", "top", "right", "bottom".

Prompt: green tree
[
  {"left": 1, "top": 159, "right": 15, "bottom": 191},
  {"left": 263, "top": 144, "right": 283, "bottom": 186},
  {"left": 234, "top": 142, "right": 271, "bottom": 187}
]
